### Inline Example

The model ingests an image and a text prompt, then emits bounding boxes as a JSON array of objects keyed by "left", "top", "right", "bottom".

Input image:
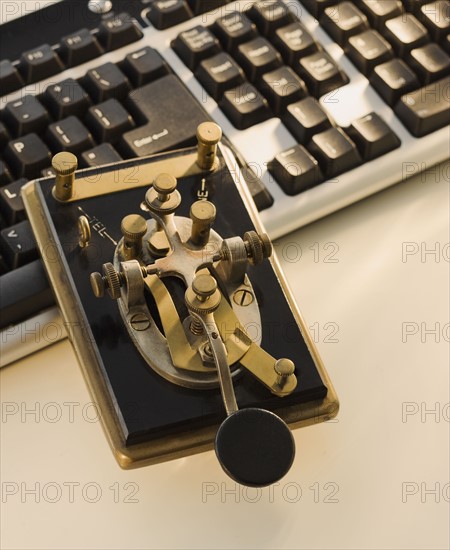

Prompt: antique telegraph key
[{"left": 23, "top": 122, "right": 338, "bottom": 487}]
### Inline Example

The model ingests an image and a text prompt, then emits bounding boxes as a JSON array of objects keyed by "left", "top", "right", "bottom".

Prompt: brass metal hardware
[
  {"left": 121, "top": 214, "right": 147, "bottom": 260},
  {"left": 196, "top": 122, "right": 222, "bottom": 170},
  {"left": 190, "top": 200, "right": 216, "bottom": 246},
  {"left": 52, "top": 152, "right": 77, "bottom": 201},
  {"left": 77, "top": 215, "right": 91, "bottom": 248}
]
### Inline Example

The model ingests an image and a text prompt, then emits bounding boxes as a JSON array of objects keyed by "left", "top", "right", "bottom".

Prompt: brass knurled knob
[
  {"left": 185, "top": 274, "right": 221, "bottom": 315},
  {"left": 121, "top": 214, "right": 147, "bottom": 242}
]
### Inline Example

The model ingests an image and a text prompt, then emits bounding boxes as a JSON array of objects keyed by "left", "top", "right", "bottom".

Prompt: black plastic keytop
[
  {"left": 213, "top": 12, "right": 258, "bottom": 51},
  {"left": 404, "top": 0, "right": 430, "bottom": 14},
  {"left": 186, "top": 0, "right": 229, "bottom": 15},
  {"left": 407, "top": 43, "right": 450, "bottom": 84},
  {"left": 3, "top": 134, "right": 52, "bottom": 179},
  {"left": 296, "top": 50, "right": 349, "bottom": 97},
  {"left": 81, "top": 143, "right": 122, "bottom": 168},
  {"left": 0, "top": 123, "right": 10, "bottom": 151},
  {"left": 247, "top": 0, "right": 295, "bottom": 37},
  {"left": 307, "top": 127, "right": 362, "bottom": 178},
  {"left": 0, "top": 60, "right": 24, "bottom": 95},
  {"left": 283, "top": 96, "right": 333, "bottom": 143},
  {"left": 195, "top": 53, "right": 245, "bottom": 100},
  {"left": 18, "top": 44, "right": 64, "bottom": 84},
  {"left": 122, "top": 47, "right": 169, "bottom": 87},
  {"left": 0, "top": 220, "right": 38, "bottom": 270},
  {"left": 346, "top": 112, "right": 401, "bottom": 161},
  {"left": 301, "top": 0, "right": 339, "bottom": 19},
  {"left": 383, "top": 14, "right": 430, "bottom": 57},
  {"left": 0, "top": 259, "right": 54, "bottom": 329},
  {"left": 269, "top": 144, "right": 323, "bottom": 194},
  {"left": 219, "top": 83, "right": 271, "bottom": 129},
  {"left": 172, "top": 26, "right": 222, "bottom": 70},
  {"left": 43, "top": 78, "right": 92, "bottom": 119},
  {"left": 418, "top": 2, "right": 450, "bottom": 43},
  {"left": 147, "top": 0, "right": 193, "bottom": 30},
  {"left": 121, "top": 74, "right": 209, "bottom": 156},
  {"left": 321, "top": 2, "right": 370, "bottom": 46},
  {"left": 59, "top": 28, "right": 104, "bottom": 68},
  {"left": 46, "top": 117, "right": 95, "bottom": 155},
  {"left": 370, "top": 58, "right": 420, "bottom": 106},
  {"left": 85, "top": 99, "right": 135, "bottom": 143},
  {"left": 82, "top": 63, "right": 131, "bottom": 103},
  {"left": 347, "top": 30, "right": 394, "bottom": 75},
  {"left": 0, "top": 178, "right": 27, "bottom": 225},
  {"left": 259, "top": 66, "right": 308, "bottom": 114},
  {"left": 273, "top": 22, "right": 318, "bottom": 65},
  {"left": 236, "top": 37, "right": 283, "bottom": 82},
  {"left": 395, "top": 75, "right": 450, "bottom": 136},
  {"left": 359, "top": 0, "right": 403, "bottom": 31},
  {"left": 97, "top": 12, "right": 144, "bottom": 51},
  {"left": 0, "top": 161, "right": 12, "bottom": 186},
  {"left": 1, "top": 96, "right": 49, "bottom": 138}
]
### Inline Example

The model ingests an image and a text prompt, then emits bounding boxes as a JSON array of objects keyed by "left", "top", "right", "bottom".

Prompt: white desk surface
[{"left": 1, "top": 161, "right": 449, "bottom": 550}]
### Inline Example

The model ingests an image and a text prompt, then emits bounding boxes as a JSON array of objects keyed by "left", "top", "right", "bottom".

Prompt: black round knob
[{"left": 215, "top": 408, "right": 295, "bottom": 487}]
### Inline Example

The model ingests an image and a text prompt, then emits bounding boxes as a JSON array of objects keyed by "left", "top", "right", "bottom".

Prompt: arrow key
[
  {"left": 0, "top": 220, "right": 38, "bottom": 270},
  {"left": 0, "top": 178, "right": 27, "bottom": 225}
]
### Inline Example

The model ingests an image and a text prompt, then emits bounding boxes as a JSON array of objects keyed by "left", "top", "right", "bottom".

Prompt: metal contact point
[
  {"left": 196, "top": 122, "right": 222, "bottom": 170},
  {"left": 52, "top": 152, "right": 77, "bottom": 201}
]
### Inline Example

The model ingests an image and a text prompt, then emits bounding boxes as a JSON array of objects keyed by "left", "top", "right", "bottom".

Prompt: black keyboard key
[
  {"left": 383, "top": 14, "right": 430, "bottom": 57},
  {"left": 18, "top": 44, "right": 64, "bottom": 84},
  {"left": 121, "top": 74, "right": 209, "bottom": 156},
  {"left": 404, "top": 0, "right": 430, "bottom": 14},
  {"left": 239, "top": 165, "right": 274, "bottom": 210},
  {"left": 283, "top": 96, "right": 333, "bottom": 143},
  {"left": 43, "top": 78, "right": 92, "bottom": 119},
  {"left": 236, "top": 37, "right": 283, "bottom": 82},
  {"left": 247, "top": 0, "right": 295, "bottom": 36},
  {"left": 46, "top": 117, "right": 95, "bottom": 155},
  {"left": 1, "top": 95, "right": 49, "bottom": 138},
  {"left": 219, "top": 83, "right": 271, "bottom": 129},
  {"left": 307, "top": 127, "right": 361, "bottom": 177},
  {"left": 370, "top": 58, "right": 420, "bottom": 105},
  {"left": 147, "top": 0, "right": 193, "bottom": 30},
  {"left": 347, "top": 29, "right": 394, "bottom": 74},
  {"left": 0, "top": 122, "right": 10, "bottom": 151},
  {"left": 0, "top": 260, "right": 54, "bottom": 329},
  {"left": 408, "top": 43, "right": 450, "bottom": 83},
  {"left": 85, "top": 99, "right": 135, "bottom": 143},
  {"left": 0, "top": 254, "right": 7, "bottom": 274},
  {"left": 359, "top": 1, "right": 403, "bottom": 31},
  {"left": 0, "top": 60, "right": 24, "bottom": 95},
  {"left": 195, "top": 52, "right": 245, "bottom": 100},
  {"left": 172, "top": 26, "right": 222, "bottom": 70},
  {"left": 273, "top": 22, "right": 319, "bottom": 65},
  {"left": 81, "top": 143, "right": 122, "bottom": 167},
  {"left": 0, "top": 161, "right": 13, "bottom": 186},
  {"left": 346, "top": 112, "right": 401, "bottom": 160},
  {"left": 259, "top": 66, "right": 308, "bottom": 114},
  {"left": 186, "top": 0, "right": 228, "bottom": 15},
  {"left": 59, "top": 28, "right": 104, "bottom": 67},
  {"left": 41, "top": 167, "right": 56, "bottom": 178},
  {"left": 296, "top": 51, "right": 349, "bottom": 97},
  {"left": 0, "top": 178, "right": 27, "bottom": 225},
  {"left": 418, "top": 1, "right": 450, "bottom": 43},
  {"left": 3, "top": 134, "right": 52, "bottom": 179},
  {"left": 213, "top": 12, "right": 258, "bottom": 51},
  {"left": 395, "top": 75, "right": 450, "bottom": 136},
  {"left": 98, "top": 12, "right": 144, "bottom": 51},
  {"left": 83, "top": 63, "right": 131, "bottom": 103},
  {"left": 321, "top": 2, "right": 370, "bottom": 46},
  {"left": 122, "top": 47, "right": 169, "bottom": 87},
  {"left": 269, "top": 144, "right": 323, "bottom": 194},
  {"left": 0, "top": 220, "right": 38, "bottom": 270},
  {"left": 301, "top": 0, "right": 339, "bottom": 19}
]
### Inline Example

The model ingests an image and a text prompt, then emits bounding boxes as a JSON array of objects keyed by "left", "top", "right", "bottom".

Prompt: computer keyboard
[{"left": 0, "top": 0, "right": 449, "bottom": 364}]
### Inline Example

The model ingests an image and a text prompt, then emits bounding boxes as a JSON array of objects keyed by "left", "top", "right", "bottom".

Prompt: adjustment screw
[
  {"left": 274, "top": 358, "right": 295, "bottom": 388},
  {"left": 52, "top": 152, "right": 77, "bottom": 201},
  {"left": 192, "top": 273, "right": 217, "bottom": 302},
  {"left": 197, "top": 122, "right": 222, "bottom": 170},
  {"left": 90, "top": 272, "right": 105, "bottom": 298},
  {"left": 190, "top": 200, "right": 216, "bottom": 247},
  {"left": 121, "top": 214, "right": 147, "bottom": 242},
  {"left": 153, "top": 173, "right": 177, "bottom": 202}
]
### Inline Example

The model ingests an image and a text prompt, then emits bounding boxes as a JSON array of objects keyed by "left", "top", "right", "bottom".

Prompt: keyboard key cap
[
  {"left": 0, "top": 220, "right": 38, "bottom": 269},
  {"left": 273, "top": 22, "right": 319, "bottom": 65},
  {"left": 383, "top": 14, "right": 430, "bottom": 57},
  {"left": 418, "top": 1, "right": 450, "bottom": 42},
  {"left": 83, "top": 62, "right": 131, "bottom": 102},
  {"left": 219, "top": 83, "right": 271, "bottom": 129},
  {"left": 236, "top": 37, "right": 283, "bottom": 82},
  {"left": 122, "top": 47, "right": 169, "bottom": 87},
  {"left": 97, "top": 12, "right": 144, "bottom": 51},
  {"left": 43, "top": 78, "right": 92, "bottom": 119},
  {"left": 213, "top": 12, "right": 258, "bottom": 51},
  {"left": 247, "top": 0, "right": 295, "bottom": 36},
  {"left": 0, "top": 259, "right": 54, "bottom": 329},
  {"left": 0, "top": 122, "right": 10, "bottom": 151},
  {"left": 346, "top": 112, "right": 401, "bottom": 160},
  {"left": 121, "top": 74, "right": 209, "bottom": 156},
  {"left": 395, "top": 75, "right": 450, "bottom": 136},
  {"left": 85, "top": 99, "right": 135, "bottom": 143},
  {"left": 359, "top": 1, "right": 403, "bottom": 31},
  {"left": 59, "top": 28, "right": 104, "bottom": 67},
  {"left": 46, "top": 117, "right": 95, "bottom": 155},
  {"left": 283, "top": 96, "right": 333, "bottom": 143},
  {"left": 408, "top": 43, "right": 450, "bottom": 83},
  {"left": 239, "top": 165, "right": 274, "bottom": 210},
  {"left": 1, "top": 95, "right": 49, "bottom": 137},
  {"left": 0, "top": 178, "right": 27, "bottom": 225},
  {"left": 268, "top": 144, "right": 323, "bottom": 194},
  {"left": 296, "top": 50, "right": 349, "bottom": 97},
  {"left": 321, "top": 2, "right": 370, "bottom": 46},
  {"left": 81, "top": 143, "right": 122, "bottom": 167},
  {"left": 186, "top": 0, "right": 229, "bottom": 15},
  {"left": 0, "top": 60, "right": 24, "bottom": 95},
  {"left": 307, "top": 127, "right": 362, "bottom": 177},
  {"left": 3, "top": 134, "right": 52, "bottom": 179},
  {"left": 370, "top": 58, "right": 420, "bottom": 105},
  {"left": 18, "top": 44, "right": 64, "bottom": 84},
  {"left": 172, "top": 26, "right": 221, "bottom": 70},
  {"left": 347, "top": 29, "right": 394, "bottom": 74},
  {"left": 404, "top": 0, "right": 430, "bottom": 14},
  {"left": 0, "top": 161, "right": 13, "bottom": 186},
  {"left": 195, "top": 52, "right": 245, "bottom": 100},
  {"left": 301, "top": 0, "right": 339, "bottom": 19},
  {"left": 147, "top": 0, "right": 193, "bottom": 30},
  {"left": 259, "top": 66, "right": 308, "bottom": 114}
]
